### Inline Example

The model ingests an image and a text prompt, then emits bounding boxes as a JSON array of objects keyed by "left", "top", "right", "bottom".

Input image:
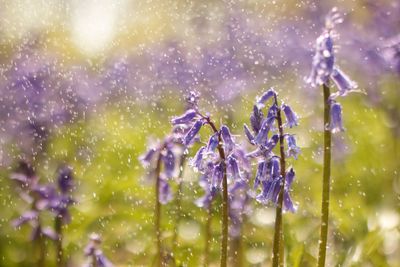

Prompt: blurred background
[{"left": 0, "top": 0, "right": 399, "bottom": 266}]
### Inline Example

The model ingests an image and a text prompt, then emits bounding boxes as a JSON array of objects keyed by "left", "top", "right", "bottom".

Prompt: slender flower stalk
[
  {"left": 55, "top": 216, "right": 63, "bottom": 267},
  {"left": 203, "top": 117, "right": 228, "bottom": 267},
  {"left": 154, "top": 146, "right": 165, "bottom": 267},
  {"left": 171, "top": 152, "right": 186, "bottom": 256},
  {"left": 245, "top": 88, "right": 299, "bottom": 266},
  {"left": 272, "top": 94, "right": 286, "bottom": 267},
  {"left": 306, "top": 8, "right": 358, "bottom": 267},
  {"left": 318, "top": 83, "right": 332, "bottom": 267}
]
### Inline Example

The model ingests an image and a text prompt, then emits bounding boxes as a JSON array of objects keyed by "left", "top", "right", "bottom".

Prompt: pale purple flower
[
  {"left": 159, "top": 178, "right": 173, "bottom": 204},
  {"left": 250, "top": 105, "right": 264, "bottom": 133},
  {"left": 190, "top": 146, "right": 206, "bottom": 170},
  {"left": 243, "top": 124, "right": 255, "bottom": 144},
  {"left": 211, "top": 162, "right": 225, "bottom": 191},
  {"left": 162, "top": 147, "right": 175, "bottom": 178},
  {"left": 285, "top": 135, "right": 301, "bottom": 159},
  {"left": 84, "top": 233, "right": 114, "bottom": 267},
  {"left": 227, "top": 156, "right": 241, "bottom": 180},
  {"left": 254, "top": 116, "right": 275, "bottom": 145},
  {"left": 330, "top": 67, "right": 358, "bottom": 97},
  {"left": 221, "top": 125, "right": 235, "bottom": 153},
  {"left": 171, "top": 109, "right": 198, "bottom": 125},
  {"left": 257, "top": 89, "right": 276, "bottom": 107},
  {"left": 328, "top": 101, "right": 344, "bottom": 133},
  {"left": 57, "top": 165, "right": 74, "bottom": 194},
  {"left": 282, "top": 104, "right": 298, "bottom": 128}
]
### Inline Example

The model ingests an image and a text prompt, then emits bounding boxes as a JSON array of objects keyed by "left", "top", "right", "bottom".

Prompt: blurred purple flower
[
  {"left": 84, "top": 233, "right": 114, "bottom": 267},
  {"left": 328, "top": 101, "right": 345, "bottom": 133}
]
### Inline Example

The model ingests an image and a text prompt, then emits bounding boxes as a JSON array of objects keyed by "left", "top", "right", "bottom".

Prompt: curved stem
[
  {"left": 317, "top": 84, "right": 332, "bottom": 267},
  {"left": 204, "top": 206, "right": 212, "bottom": 267},
  {"left": 172, "top": 153, "right": 186, "bottom": 259},
  {"left": 204, "top": 117, "right": 228, "bottom": 267},
  {"left": 155, "top": 149, "right": 164, "bottom": 267},
  {"left": 55, "top": 216, "right": 63, "bottom": 267},
  {"left": 272, "top": 95, "right": 286, "bottom": 267}
]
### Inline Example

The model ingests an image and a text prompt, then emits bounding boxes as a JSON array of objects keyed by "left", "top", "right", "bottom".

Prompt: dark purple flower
[
  {"left": 221, "top": 125, "right": 235, "bottom": 153},
  {"left": 285, "top": 168, "right": 295, "bottom": 189},
  {"left": 254, "top": 161, "right": 268, "bottom": 186},
  {"left": 264, "top": 134, "right": 279, "bottom": 153},
  {"left": 330, "top": 67, "right": 358, "bottom": 97},
  {"left": 283, "top": 191, "right": 296, "bottom": 213},
  {"left": 171, "top": 109, "right": 198, "bottom": 125},
  {"left": 269, "top": 156, "right": 281, "bottom": 179},
  {"left": 184, "top": 119, "right": 203, "bottom": 146},
  {"left": 328, "top": 101, "right": 344, "bottom": 133},
  {"left": 282, "top": 104, "right": 298, "bottom": 128},
  {"left": 206, "top": 132, "right": 219, "bottom": 153},
  {"left": 250, "top": 105, "right": 264, "bottom": 133},
  {"left": 285, "top": 135, "right": 301, "bottom": 159},
  {"left": 57, "top": 165, "right": 74, "bottom": 194}
]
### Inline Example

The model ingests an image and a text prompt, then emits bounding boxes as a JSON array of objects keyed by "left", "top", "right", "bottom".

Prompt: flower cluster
[
  {"left": 84, "top": 233, "right": 114, "bottom": 267},
  {"left": 244, "top": 89, "right": 300, "bottom": 212},
  {"left": 10, "top": 161, "right": 75, "bottom": 239},
  {"left": 306, "top": 8, "right": 358, "bottom": 133}
]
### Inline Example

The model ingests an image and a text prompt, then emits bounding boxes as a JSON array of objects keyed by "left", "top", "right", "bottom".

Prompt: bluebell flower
[
  {"left": 328, "top": 101, "right": 344, "bottom": 133},
  {"left": 257, "top": 89, "right": 276, "bottom": 107},
  {"left": 206, "top": 132, "right": 219, "bottom": 153},
  {"left": 84, "top": 233, "right": 114, "bottom": 267},
  {"left": 171, "top": 109, "right": 198, "bottom": 125},
  {"left": 250, "top": 105, "right": 264, "bottom": 133},
  {"left": 159, "top": 178, "right": 173, "bottom": 204},
  {"left": 227, "top": 156, "right": 241, "bottom": 180},
  {"left": 285, "top": 135, "right": 301, "bottom": 159},
  {"left": 162, "top": 146, "right": 176, "bottom": 178},
  {"left": 184, "top": 119, "right": 203, "bottom": 146},
  {"left": 254, "top": 116, "right": 275, "bottom": 145},
  {"left": 221, "top": 125, "right": 235, "bottom": 153},
  {"left": 282, "top": 104, "right": 298, "bottom": 128},
  {"left": 243, "top": 124, "right": 255, "bottom": 144},
  {"left": 57, "top": 165, "right": 74, "bottom": 194},
  {"left": 330, "top": 67, "right": 358, "bottom": 97},
  {"left": 190, "top": 146, "right": 206, "bottom": 171},
  {"left": 211, "top": 162, "right": 225, "bottom": 191}
]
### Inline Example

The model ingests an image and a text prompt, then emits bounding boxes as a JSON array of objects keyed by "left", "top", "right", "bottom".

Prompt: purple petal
[
  {"left": 162, "top": 147, "right": 175, "bottom": 178},
  {"left": 330, "top": 67, "right": 358, "bottom": 97},
  {"left": 221, "top": 125, "right": 235, "bottom": 153},
  {"left": 184, "top": 119, "right": 203, "bottom": 146},
  {"left": 282, "top": 104, "right": 298, "bottom": 128},
  {"left": 285, "top": 135, "right": 301, "bottom": 159},
  {"left": 328, "top": 101, "right": 344, "bottom": 133},
  {"left": 257, "top": 89, "right": 276, "bottom": 106},
  {"left": 171, "top": 109, "right": 198, "bottom": 125},
  {"left": 243, "top": 124, "right": 255, "bottom": 144},
  {"left": 206, "top": 132, "right": 219, "bottom": 153},
  {"left": 227, "top": 156, "right": 241, "bottom": 180},
  {"left": 190, "top": 146, "right": 206, "bottom": 170}
]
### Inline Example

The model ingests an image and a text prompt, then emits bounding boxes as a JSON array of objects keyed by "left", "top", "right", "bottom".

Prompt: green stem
[
  {"left": 204, "top": 117, "right": 228, "bottom": 267},
  {"left": 231, "top": 235, "right": 243, "bottom": 267},
  {"left": 155, "top": 149, "right": 164, "bottom": 267},
  {"left": 55, "top": 216, "right": 63, "bottom": 267},
  {"left": 37, "top": 227, "right": 46, "bottom": 267},
  {"left": 172, "top": 153, "right": 186, "bottom": 261},
  {"left": 204, "top": 206, "right": 212, "bottom": 267},
  {"left": 272, "top": 95, "right": 286, "bottom": 267},
  {"left": 317, "top": 83, "right": 332, "bottom": 267}
]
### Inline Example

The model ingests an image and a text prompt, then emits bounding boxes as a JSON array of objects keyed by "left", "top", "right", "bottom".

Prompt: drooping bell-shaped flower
[
  {"left": 171, "top": 109, "right": 198, "bottom": 125},
  {"left": 159, "top": 178, "right": 173, "bottom": 204},
  {"left": 254, "top": 116, "right": 275, "bottom": 145},
  {"left": 57, "top": 165, "right": 74, "bottom": 194},
  {"left": 211, "top": 162, "right": 225, "bottom": 191},
  {"left": 206, "top": 132, "right": 219, "bottom": 153},
  {"left": 243, "top": 124, "right": 255, "bottom": 144},
  {"left": 190, "top": 146, "right": 206, "bottom": 171},
  {"left": 330, "top": 67, "right": 358, "bottom": 97},
  {"left": 282, "top": 104, "right": 298, "bottom": 128},
  {"left": 328, "top": 101, "right": 344, "bottom": 133},
  {"left": 184, "top": 119, "right": 203, "bottom": 146},
  {"left": 162, "top": 147, "right": 175, "bottom": 178},
  {"left": 285, "top": 135, "right": 301, "bottom": 159},
  {"left": 250, "top": 105, "right": 264, "bottom": 133},
  {"left": 221, "top": 125, "right": 235, "bottom": 153},
  {"left": 257, "top": 89, "right": 276, "bottom": 107},
  {"left": 227, "top": 156, "right": 241, "bottom": 180}
]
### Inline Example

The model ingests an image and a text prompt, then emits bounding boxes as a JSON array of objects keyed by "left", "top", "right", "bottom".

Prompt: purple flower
[
  {"left": 328, "top": 101, "right": 344, "bottom": 133},
  {"left": 257, "top": 89, "right": 276, "bottom": 107},
  {"left": 283, "top": 191, "right": 296, "bottom": 213},
  {"left": 139, "top": 148, "right": 157, "bottom": 167},
  {"left": 221, "top": 125, "right": 235, "bottom": 153},
  {"left": 330, "top": 67, "right": 358, "bottom": 97},
  {"left": 227, "top": 156, "right": 241, "bottom": 180},
  {"left": 211, "top": 162, "right": 225, "bottom": 191},
  {"left": 159, "top": 178, "right": 173, "bottom": 204},
  {"left": 162, "top": 147, "right": 175, "bottom": 178},
  {"left": 282, "top": 104, "right": 298, "bottom": 128},
  {"left": 190, "top": 146, "right": 206, "bottom": 170},
  {"left": 171, "top": 109, "right": 198, "bottom": 125},
  {"left": 254, "top": 116, "right": 275, "bottom": 145},
  {"left": 250, "top": 105, "right": 264, "bottom": 133},
  {"left": 184, "top": 119, "right": 203, "bottom": 146},
  {"left": 243, "top": 124, "right": 255, "bottom": 144},
  {"left": 206, "top": 132, "right": 219, "bottom": 153},
  {"left": 285, "top": 168, "right": 295, "bottom": 189},
  {"left": 57, "top": 165, "right": 74, "bottom": 194},
  {"left": 84, "top": 233, "right": 114, "bottom": 267},
  {"left": 285, "top": 135, "right": 301, "bottom": 159},
  {"left": 264, "top": 134, "right": 279, "bottom": 153}
]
